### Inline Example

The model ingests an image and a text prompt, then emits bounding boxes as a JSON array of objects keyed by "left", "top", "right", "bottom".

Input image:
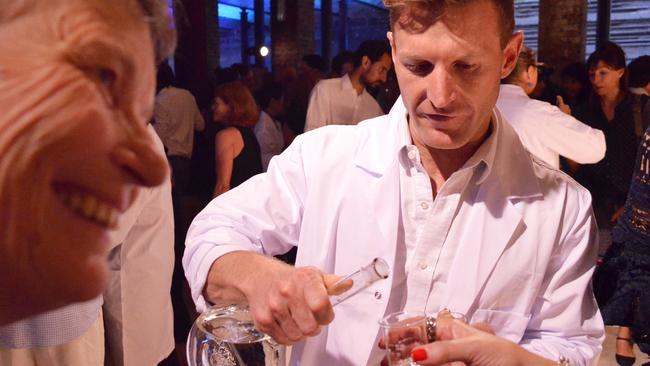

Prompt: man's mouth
[{"left": 55, "top": 188, "right": 119, "bottom": 229}]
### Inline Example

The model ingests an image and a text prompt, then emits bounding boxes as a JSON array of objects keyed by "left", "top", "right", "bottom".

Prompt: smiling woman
[{"left": 0, "top": 0, "right": 175, "bottom": 325}]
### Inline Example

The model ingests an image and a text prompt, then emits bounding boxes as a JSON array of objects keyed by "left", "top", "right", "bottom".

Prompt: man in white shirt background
[
  {"left": 496, "top": 46, "right": 606, "bottom": 169},
  {"left": 184, "top": 0, "right": 604, "bottom": 365},
  {"left": 254, "top": 83, "right": 286, "bottom": 171},
  {"left": 304, "top": 40, "right": 392, "bottom": 131},
  {"left": 153, "top": 63, "right": 205, "bottom": 196}
]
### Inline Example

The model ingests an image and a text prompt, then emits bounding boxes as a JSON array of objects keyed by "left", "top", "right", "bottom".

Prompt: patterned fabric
[{"left": 594, "top": 128, "right": 650, "bottom": 355}]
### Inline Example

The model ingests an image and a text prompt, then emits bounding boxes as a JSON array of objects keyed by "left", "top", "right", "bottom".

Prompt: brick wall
[
  {"left": 271, "top": 0, "right": 315, "bottom": 71},
  {"left": 538, "top": 0, "right": 588, "bottom": 72}
]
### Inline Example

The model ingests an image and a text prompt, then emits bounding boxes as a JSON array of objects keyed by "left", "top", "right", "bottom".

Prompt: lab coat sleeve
[
  {"left": 183, "top": 136, "right": 308, "bottom": 312},
  {"left": 304, "top": 82, "right": 328, "bottom": 132},
  {"left": 520, "top": 187, "right": 605, "bottom": 366},
  {"left": 536, "top": 102, "right": 606, "bottom": 164}
]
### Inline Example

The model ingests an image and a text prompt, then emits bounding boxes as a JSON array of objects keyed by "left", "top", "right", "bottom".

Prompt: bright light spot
[{"left": 259, "top": 46, "right": 269, "bottom": 57}]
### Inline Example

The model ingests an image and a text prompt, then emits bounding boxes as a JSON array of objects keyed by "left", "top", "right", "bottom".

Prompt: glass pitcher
[{"left": 187, "top": 303, "right": 286, "bottom": 366}]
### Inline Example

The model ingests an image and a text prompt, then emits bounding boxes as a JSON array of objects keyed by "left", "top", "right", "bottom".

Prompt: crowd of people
[{"left": 1, "top": 0, "right": 650, "bottom": 366}]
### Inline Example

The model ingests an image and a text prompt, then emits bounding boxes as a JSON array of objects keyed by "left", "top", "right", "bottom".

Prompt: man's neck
[
  {"left": 410, "top": 119, "right": 492, "bottom": 194},
  {"left": 347, "top": 69, "right": 366, "bottom": 95}
]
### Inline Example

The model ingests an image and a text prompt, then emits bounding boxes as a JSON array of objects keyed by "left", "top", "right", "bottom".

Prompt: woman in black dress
[{"left": 211, "top": 81, "right": 263, "bottom": 197}]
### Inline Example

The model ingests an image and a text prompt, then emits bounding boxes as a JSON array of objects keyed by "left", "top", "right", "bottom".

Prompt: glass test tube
[{"left": 330, "top": 257, "right": 390, "bottom": 307}]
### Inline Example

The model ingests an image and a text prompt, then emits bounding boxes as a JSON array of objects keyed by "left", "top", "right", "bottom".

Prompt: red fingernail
[{"left": 412, "top": 348, "right": 427, "bottom": 362}]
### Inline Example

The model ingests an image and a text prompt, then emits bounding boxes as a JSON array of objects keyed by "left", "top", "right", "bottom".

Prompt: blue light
[{"left": 218, "top": 3, "right": 254, "bottom": 22}]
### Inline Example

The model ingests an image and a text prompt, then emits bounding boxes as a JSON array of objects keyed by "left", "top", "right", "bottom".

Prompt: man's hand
[
  {"left": 204, "top": 252, "right": 351, "bottom": 345},
  {"left": 556, "top": 95, "right": 572, "bottom": 115}
]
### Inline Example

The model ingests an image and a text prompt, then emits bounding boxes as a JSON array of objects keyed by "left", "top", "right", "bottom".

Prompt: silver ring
[{"left": 426, "top": 316, "right": 436, "bottom": 343}]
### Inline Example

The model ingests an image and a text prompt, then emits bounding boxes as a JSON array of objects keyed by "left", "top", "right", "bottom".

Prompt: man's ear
[
  {"left": 501, "top": 31, "right": 524, "bottom": 79},
  {"left": 361, "top": 55, "right": 371, "bottom": 70},
  {"left": 387, "top": 31, "right": 397, "bottom": 62}
]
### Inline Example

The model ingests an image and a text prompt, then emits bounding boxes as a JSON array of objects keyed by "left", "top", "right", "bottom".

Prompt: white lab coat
[
  {"left": 496, "top": 84, "right": 606, "bottom": 169},
  {"left": 184, "top": 98, "right": 604, "bottom": 365},
  {"left": 103, "top": 127, "right": 175, "bottom": 366}
]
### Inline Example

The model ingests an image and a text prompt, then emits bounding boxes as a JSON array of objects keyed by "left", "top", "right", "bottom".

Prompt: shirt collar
[
  {"left": 630, "top": 87, "right": 649, "bottom": 96},
  {"left": 397, "top": 103, "right": 498, "bottom": 185},
  {"left": 499, "top": 83, "right": 527, "bottom": 97},
  {"left": 341, "top": 73, "right": 354, "bottom": 91}
]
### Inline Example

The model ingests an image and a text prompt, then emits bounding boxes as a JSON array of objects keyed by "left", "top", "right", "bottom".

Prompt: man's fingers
[
  {"left": 324, "top": 274, "right": 353, "bottom": 295},
  {"left": 303, "top": 272, "right": 335, "bottom": 325},
  {"left": 556, "top": 95, "right": 565, "bottom": 105}
]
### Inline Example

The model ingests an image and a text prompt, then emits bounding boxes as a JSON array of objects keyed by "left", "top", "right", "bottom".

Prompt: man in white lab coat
[{"left": 184, "top": 1, "right": 604, "bottom": 365}]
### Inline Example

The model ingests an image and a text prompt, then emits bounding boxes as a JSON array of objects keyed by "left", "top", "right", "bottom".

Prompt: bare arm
[{"left": 213, "top": 127, "right": 242, "bottom": 197}]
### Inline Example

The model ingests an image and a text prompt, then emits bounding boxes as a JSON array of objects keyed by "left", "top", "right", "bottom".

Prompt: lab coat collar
[{"left": 354, "top": 97, "right": 542, "bottom": 200}]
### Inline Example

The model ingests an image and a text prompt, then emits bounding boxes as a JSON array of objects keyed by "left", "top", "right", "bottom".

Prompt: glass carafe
[{"left": 187, "top": 304, "right": 286, "bottom": 366}]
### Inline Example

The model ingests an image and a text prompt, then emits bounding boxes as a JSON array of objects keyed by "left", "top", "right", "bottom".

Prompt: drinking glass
[{"left": 379, "top": 310, "right": 429, "bottom": 366}]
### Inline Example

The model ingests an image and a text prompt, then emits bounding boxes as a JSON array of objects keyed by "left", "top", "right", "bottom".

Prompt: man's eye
[
  {"left": 455, "top": 63, "right": 477, "bottom": 72},
  {"left": 404, "top": 63, "right": 432, "bottom": 76},
  {"left": 94, "top": 68, "right": 116, "bottom": 89}
]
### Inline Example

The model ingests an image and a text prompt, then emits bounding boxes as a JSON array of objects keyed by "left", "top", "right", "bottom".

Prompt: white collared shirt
[
  {"left": 304, "top": 74, "right": 384, "bottom": 132},
  {"left": 393, "top": 112, "right": 498, "bottom": 315},
  {"left": 496, "top": 84, "right": 606, "bottom": 169},
  {"left": 153, "top": 86, "right": 205, "bottom": 158},
  {"left": 254, "top": 111, "right": 284, "bottom": 171}
]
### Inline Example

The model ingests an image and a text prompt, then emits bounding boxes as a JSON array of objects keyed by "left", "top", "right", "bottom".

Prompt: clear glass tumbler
[{"left": 379, "top": 310, "right": 429, "bottom": 366}]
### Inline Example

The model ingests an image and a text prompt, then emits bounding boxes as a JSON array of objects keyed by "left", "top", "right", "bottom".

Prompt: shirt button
[
  {"left": 407, "top": 150, "right": 417, "bottom": 160},
  {"left": 419, "top": 263, "right": 428, "bottom": 270},
  {"left": 420, "top": 202, "right": 429, "bottom": 210},
  {"left": 374, "top": 291, "right": 382, "bottom": 300}
]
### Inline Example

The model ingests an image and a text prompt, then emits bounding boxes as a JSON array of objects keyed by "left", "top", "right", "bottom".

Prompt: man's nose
[
  {"left": 112, "top": 126, "right": 169, "bottom": 188},
  {"left": 426, "top": 68, "right": 457, "bottom": 110}
]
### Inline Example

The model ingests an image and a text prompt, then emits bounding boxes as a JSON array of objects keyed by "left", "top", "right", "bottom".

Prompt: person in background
[
  {"left": 211, "top": 81, "right": 263, "bottom": 197},
  {"left": 254, "top": 83, "right": 286, "bottom": 171},
  {"left": 304, "top": 40, "right": 392, "bottom": 131},
  {"left": 153, "top": 63, "right": 205, "bottom": 196},
  {"left": 496, "top": 45, "right": 606, "bottom": 169},
  {"left": 574, "top": 42, "right": 648, "bottom": 245},
  {"left": 594, "top": 127, "right": 650, "bottom": 366},
  {"left": 627, "top": 55, "right": 650, "bottom": 97},
  {"left": 560, "top": 62, "right": 592, "bottom": 111},
  {"left": 0, "top": 0, "right": 174, "bottom": 327},
  {"left": 330, "top": 50, "right": 356, "bottom": 78},
  {"left": 102, "top": 128, "right": 174, "bottom": 366}
]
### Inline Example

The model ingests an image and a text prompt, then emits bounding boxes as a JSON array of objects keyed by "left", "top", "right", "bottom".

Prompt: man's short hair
[
  {"left": 135, "top": 0, "right": 177, "bottom": 63},
  {"left": 502, "top": 45, "right": 535, "bottom": 84},
  {"left": 258, "top": 83, "right": 284, "bottom": 110},
  {"left": 382, "top": 0, "right": 515, "bottom": 47},
  {"left": 353, "top": 40, "right": 391, "bottom": 69},
  {"left": 628, "top": 55, "right": 650, "bottom": 88}
]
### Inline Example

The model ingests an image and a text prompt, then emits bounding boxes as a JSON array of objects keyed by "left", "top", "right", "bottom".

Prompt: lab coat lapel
[
  {"left": 443, "top": 109, "right": 541, "bottom": 316},
  {"left": 442, "top": 184, "right": 525, "bottom": 316}
]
